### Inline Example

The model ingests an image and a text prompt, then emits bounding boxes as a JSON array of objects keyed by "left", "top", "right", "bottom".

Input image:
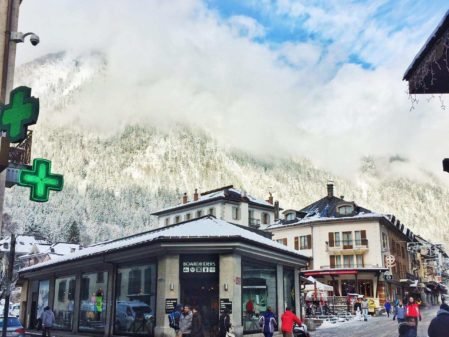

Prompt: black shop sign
[
  {"left": 180, "top": 255, "right": 219, "bottom": 279},
  {"left": 220, "top": 298, "right": 232, "bottom": 313},
  {"left": 165, "top": 298, "right": 177, "bottom": 314}
]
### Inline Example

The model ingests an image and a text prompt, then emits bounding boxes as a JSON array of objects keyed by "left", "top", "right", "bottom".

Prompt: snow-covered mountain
[{"left": 5, "top": 52, "right": 449, "bottom": 246}]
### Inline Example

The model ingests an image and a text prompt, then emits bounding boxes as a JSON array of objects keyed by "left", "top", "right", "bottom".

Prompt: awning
[{"left": 304, "top": 276, "right": 334, "bottom": 291}]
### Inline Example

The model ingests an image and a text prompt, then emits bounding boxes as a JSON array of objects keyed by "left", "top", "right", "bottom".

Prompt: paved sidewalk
[{"left": 311, "top": 305, "right": 439, "bottom": 337}]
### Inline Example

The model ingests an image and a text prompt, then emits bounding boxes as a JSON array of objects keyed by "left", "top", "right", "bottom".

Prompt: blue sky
[{"left": 205, "top": 0, "right": 448, "bottom": 70}]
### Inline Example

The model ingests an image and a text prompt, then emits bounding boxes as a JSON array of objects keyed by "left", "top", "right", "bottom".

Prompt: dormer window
[
  {"left": 285, "top": 212, "right": 295, "bottom": 221},
  {"left": 337, "top": 204, "right": 354, "bottom": 215}
]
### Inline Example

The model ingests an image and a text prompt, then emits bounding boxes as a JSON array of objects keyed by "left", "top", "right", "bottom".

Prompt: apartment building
[
  {"left": 267, "top": 182, "right": 414, "bottom": 303},
  {"left": 151, "top": 185, "right": 279, "bottom": 228}
]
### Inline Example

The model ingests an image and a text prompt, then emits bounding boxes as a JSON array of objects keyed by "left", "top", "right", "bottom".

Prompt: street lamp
[{"left": 10, "top": 31, "right": 40, "bottom": 46}]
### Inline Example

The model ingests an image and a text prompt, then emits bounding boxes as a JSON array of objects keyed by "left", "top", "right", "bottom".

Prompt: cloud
[{"left": 14, "top": 0, "right": 449, "bottom": 180}]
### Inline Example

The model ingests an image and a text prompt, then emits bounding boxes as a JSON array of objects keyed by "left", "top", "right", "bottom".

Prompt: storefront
[{"left": 18, "top": 216, "right": 308, "bottom": 337}]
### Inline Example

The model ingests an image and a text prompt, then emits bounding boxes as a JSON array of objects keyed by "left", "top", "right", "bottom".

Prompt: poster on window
[{"left": 37, "top": 280, "right": 49, "bottom": 319}]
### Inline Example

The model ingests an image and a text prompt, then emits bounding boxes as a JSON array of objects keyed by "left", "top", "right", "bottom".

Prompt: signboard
[
  {"left": 385, "top": 255, "right": 396, "bottom": 268},
  {"left": 165, "top": 298, "right": 177, "bottom": 314},
  {"left": 385, "top": 274, "right": 393, "bottom": 281},
  {"left": 220, "top": 298, "right": 232, "bottom": 313},
  {"left": 180, "top": 255, "right": 219, "bottom": 279}
]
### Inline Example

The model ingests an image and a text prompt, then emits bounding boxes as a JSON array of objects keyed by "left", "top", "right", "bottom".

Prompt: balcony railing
[
  {"left": 329, "top": 239, "right": 369, "bottom": 249},
  {"left": 320, "top": 264, "right": 378, "bottom": 269}
]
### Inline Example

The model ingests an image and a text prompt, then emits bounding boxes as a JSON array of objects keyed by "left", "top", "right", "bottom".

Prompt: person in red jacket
[
  {"left": 281, "top": 307, "right": 302, "bottom": 337},
  {"left": 405, "top": 297, "right": 421, "bottom": 328}
]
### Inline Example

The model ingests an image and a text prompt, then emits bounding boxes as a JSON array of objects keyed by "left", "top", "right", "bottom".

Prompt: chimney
[
  {"left": 267, "top": 192, "right": 273, "bottom": 205},
  {"left": 193, "top": 189, "right": 199, "bottom": 201},
  {"left": 274, "top": 201, "right": 280, "bottom": 221},
  {"left": 182, "top": 192, "right": 188, "bottom": 204},
  {"left": 340, "top": 195, "right": 344, "bottom": 200},
  {"left": 327, "top": 181, "right": 334, "bottom": 198}
]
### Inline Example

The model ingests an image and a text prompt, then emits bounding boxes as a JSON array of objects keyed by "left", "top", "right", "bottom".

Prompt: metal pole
[{"left": 2, "top": 234, "right": 15, "bottom": 337}]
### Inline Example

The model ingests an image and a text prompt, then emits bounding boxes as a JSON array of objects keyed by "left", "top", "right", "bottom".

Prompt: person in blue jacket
[
  {"left": 259, "top": 306, "right": 277, "bottom": 337},
  {"left": 393, "top": 300, "right": 406, "bottom": 323},
  {"left": 384, "top": 299, "right": 392, "bottom": 318}
]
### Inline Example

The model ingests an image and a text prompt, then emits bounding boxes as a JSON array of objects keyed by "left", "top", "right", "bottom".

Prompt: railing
[
  {"left": 8, "top": 130, "right": 32, "bottom": 165},
  {"left": 320, "top": 264, "right": 379, "bottom": 269},
  {"left": 329, "top": 239, "right": 369, "bottom": 249},
  {"left": 249, "top": 218, "right": 260, "bottom": 228}
]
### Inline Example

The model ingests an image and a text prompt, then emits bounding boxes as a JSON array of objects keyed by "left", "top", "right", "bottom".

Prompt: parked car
[
  {"left": 0, "top": 317, "right": 26, "bottom": 337},
  {"left": 115, "top": 301, "right": 154, "bottom": 334}
]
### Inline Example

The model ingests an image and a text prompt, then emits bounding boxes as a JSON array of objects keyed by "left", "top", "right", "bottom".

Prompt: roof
[
  {"left": 0, "top": 235, "right": 49, "bottom": 255},
  {"left": 151, "top": 186, "right": 275, "bottom": 215},
  {"left": 404, "top": 9, "right": 449, "bottom": 80},
  {"left": 20, "top": 216, "right": 308, "bottom": 272}
]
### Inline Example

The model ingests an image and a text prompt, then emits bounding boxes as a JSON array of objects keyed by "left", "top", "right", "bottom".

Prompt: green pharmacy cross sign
[
  {"left": 19, "top": 158, "right": 64, "bottom": 202},
  {"left": 0, "top": 86, "right": 39, "bottom": 143}
]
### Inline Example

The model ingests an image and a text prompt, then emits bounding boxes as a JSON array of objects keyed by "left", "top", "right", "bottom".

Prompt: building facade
[
  {"left": 152, "top": 185, "right": 279, "bottom": 229},
  {"left": 18, "top": 217, "right": 308, "bottom": 337},
  {"left": 267, "top": 183, "right": 414, "bottom": 305}
]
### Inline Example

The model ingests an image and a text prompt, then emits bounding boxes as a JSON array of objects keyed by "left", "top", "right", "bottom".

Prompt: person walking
[
  {"left": 398, "top": 317, "right": 417, "bottom": 337},
  {"left": 40, "top": 306, "right": 55, "bottom": 337},
  {"left": 361, "top": 298, "right": 369, "bottom": 321},
  {"left": 428, "top": 303, "right": 449, "bottom": 337},
  {"left": 169, "top": 304, "right": 183, "bottom": 337},
  {"left": 180, "top": 305, "right": 193, "bottom": 337},
  {"left": 280, "top": 307, "right": 302, "bottom": 337},
  {"left": 191, "top": 307, "right": 204, "bottom": 337},
  {"left": 393, "top": 300, "right": 406, "bottom": 323},
  {"left": 384, "top": 299, "right": 391, "bottom": 318},
  {"left": 405, "top": 297, "right": 421, "bottom": 328},
  {"left": 354, "top": 298, "right": 362, "bottom": 321},
  {"left": 218, "top": 308, "right": 231, "bottom": 337},
  {"left": 259, "top": 307, "right": 277, "bottom": 337}
]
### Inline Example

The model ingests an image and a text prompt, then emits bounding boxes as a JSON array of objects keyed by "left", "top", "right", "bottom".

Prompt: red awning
[{"left": 304, "top": 270, "right": 358, "bottom": 276}]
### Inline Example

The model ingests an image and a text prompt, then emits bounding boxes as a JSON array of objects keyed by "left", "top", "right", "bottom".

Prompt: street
[{"left": 311, "top": 306, "right": 439, "bottom": 337}]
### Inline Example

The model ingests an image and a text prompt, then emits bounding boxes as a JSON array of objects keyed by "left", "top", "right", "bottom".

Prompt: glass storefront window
[
  {"left": 37, "top": 280, "right": 49, "bottom": 321},
  {"left": 341, "top": 280, "right": 356, "bottom": 296},
  {"left": 115, "top": 263, "right": 157, "bottom": 336},
  {"left": 79, "top": 271, "right": 108, "bottom": 332},
  {"left": 242, "top": 261, "right": 277, "bottom": 334},
  {"left": 283, "top": 268, "right": 295, "bottom": 311},
  {"left": 54, "top": 276, "right": 76, "bottom": 330}
]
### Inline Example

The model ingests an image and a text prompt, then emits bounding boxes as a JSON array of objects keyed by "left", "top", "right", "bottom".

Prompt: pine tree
[{"left": 66, "top": 221, "right": 81, "bottom": 244}]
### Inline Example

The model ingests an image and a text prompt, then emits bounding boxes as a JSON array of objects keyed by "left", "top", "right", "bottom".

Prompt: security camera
[
  {"left": 10, "top": 32, "right": 40, "bottom": 46},
  {"left": 29, "top": 33, "right": 40, "bottom": 46}
]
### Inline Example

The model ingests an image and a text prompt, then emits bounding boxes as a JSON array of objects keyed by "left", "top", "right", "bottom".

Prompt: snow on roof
[
  {"left": 152, "top": 187, "right": 273, "bottom": 215},
  {"left": 404, "top": 9, "right": 449, "bottom": 80},
  {"left": 267, "top": 212, "right": 386, "bottom": 230},
  {"left": 0, "top": 235, "right": 50, "bottom": 255},
  {"left": 21, "top": 216, "right": 307, "bottom": 272}
]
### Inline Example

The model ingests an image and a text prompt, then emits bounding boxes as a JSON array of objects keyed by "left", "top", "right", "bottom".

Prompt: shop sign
[
  {"left": 182, "top": 260, "right": 217, "bottom": 274},
  {"left": 165, "top": 298, "right": 177, "bottom": 314},
  {"left": 220, "top": 298, "right": 232, "bottom": 313}
]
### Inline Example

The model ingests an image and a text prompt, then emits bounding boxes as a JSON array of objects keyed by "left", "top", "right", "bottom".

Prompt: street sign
[
  {"left": 0, "top": 86, "right": 39, "bottom": 143},
  {"left": 385, "top": 274, "right": 393, "bottom": 281},
  {"left": 385, "top": 255, "right": 396, "bottom": 267},
  {"left": 18, "top": 158, "right": 63, "bottom": 202}
]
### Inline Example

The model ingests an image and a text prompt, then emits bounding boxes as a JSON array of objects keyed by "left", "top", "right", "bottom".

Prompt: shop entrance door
[{"left": 180, "top": 254, "right": 219, "bottom": 337}]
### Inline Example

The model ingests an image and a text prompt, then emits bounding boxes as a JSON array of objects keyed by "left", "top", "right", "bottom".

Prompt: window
[
  {"left": 354, "top": 230, "right": 367, "bottom": 246},
  {"left": 232, "top": 206, "right": 240, "bottom": 220},
  {"left": 276, "top": 238, "right": 287, "bottom": 246},
  {"left": 294, "top": 237, "right": 299, "bottom": 250},
  {"left": 261, "top": 213, "right": 270, "bottom": 225},
  {"left": 165, "top": 218, "right": 170, "bottom": 226},
  {"left": 196, "top": 210, "right": 203, "bottom": 218},
  {"left": 283, "top": 268, "right": 295, "bottom": 311},
  {"left": 242, "top": 261, "right": 277, "bottom": 333},
  {"left": 341, "top": 280, "right": 356, "bottom": 296},
  {"left": 401, "top": 246, "right": 406, "bottom": 258},
  {"left": 208, "top": 207, "right": 215, "bottom": 216},
  {"left": 329, "top": 255, "right": 342, "bottom": 268},
  {"left": 328, "top": 232, "right": 341, "bottom": 247},
  {"left": 343, "top": 255, "right": 354, "bottom": 268},
  {"left": 337, "top": 204, "right": 354, "bottom": 215},
  {"left": 358, "top": 280, "right": 373, "bottom": 297},
  {"left": 342, "top": 232, "right": 353, "bottom": 249},
  {"left": 356, "top": 254, "right": 364, "bottom": 267},
  {"left": 79, "top": 271, "right": 108, "bottom": 332},
  {"left": 300, "top": 235, "right": 312, "bottom": 249},
  {"left": 97, "top": 272, "right": 104, "bottom": 283},
  {"left": 37, "top": 280, "right": 49, "bottom": 321},
  {"left": 391, "top": 240, "right": 396, "bottom": 254},
  {"left": 175, "top": 215, "right": 181, "bottom": 224},
  {"left": 334, "top": 232, "right": 341, "bottom": 246},
  {"left": 115, "top": 263, "right": 157, "bottom": 336},
  {"left": 54, "top": 276, "right": 75, "bottom": 330},
  {"left": 3, "top": 243, "right": 8, "bottom": 249},
  {"left": 185, "top": 213, "right": 191, "bottom": 221},
  {"left": 382, "top": 232, "right": 388, "bottom": 250},
  {"left": 285, "top": 212, "right": 295, "bottom": 221}
]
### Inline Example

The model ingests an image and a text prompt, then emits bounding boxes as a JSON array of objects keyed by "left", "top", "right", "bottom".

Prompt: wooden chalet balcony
[{"left": 326, "top": 239, "right": 369, "bottom": 254}]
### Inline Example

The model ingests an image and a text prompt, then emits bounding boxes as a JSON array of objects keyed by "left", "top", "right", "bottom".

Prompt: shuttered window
[
  {"left": 300, "top": 235, "right": 312, "bottom": 249},
  {"left": 294, "top": 237, "right": 299, "bottom": 250},
  {"left": 328, "top": 232, "right": 335, "bottom": 247}
]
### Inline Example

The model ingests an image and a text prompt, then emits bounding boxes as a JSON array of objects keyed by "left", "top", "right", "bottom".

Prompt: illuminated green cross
[
  {"left": 0, "top": 86, "right": 39, "bottom": 143},
  {"left": 19, "top": 158, "right": 64, "bottom": 202}
]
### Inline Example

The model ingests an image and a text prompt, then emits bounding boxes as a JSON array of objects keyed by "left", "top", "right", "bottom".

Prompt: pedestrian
[
  {"left": 218, "top": 308, "right": 231, "bottom": 337},
  {"left": 384, "top": 299, "right": 391, "bottom": 318},
  {"left": 259, "top": 307, "right": 277, "bottom": 337},
  {"left": 361, "top": 298, "right": 369, "bottom": 321},
  {"left": 428, "top": 303, "right": 449, "bottom": 337},
  {"left": 398, "top": 317, "right": 417, "bottom": 337},
  {"left": 40, "top": 306, "right": 55, "bottom": 337},
  {"left": 393, "top": 300, "right": 406, "bottom": 323},
  {"left": 354, "top": 298, "right": 362, "bottom": 321},
  {"left": 180, "top": 305, "right": 193, "bottom": 337},
  {"left": 246, "top": 298, "right": 255, "bottom": 318},
  {"left": 281, "top": 307, "right": 302, "bottom": 337},
  {"left": 405, "top": 297, "right": 421, "bottom": 328},
  {"left": 191, "top": 306, "right": 204, "bottom": 337},
  {"left": 169, "top": 304, "right": 183, "bottom": 337}
]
